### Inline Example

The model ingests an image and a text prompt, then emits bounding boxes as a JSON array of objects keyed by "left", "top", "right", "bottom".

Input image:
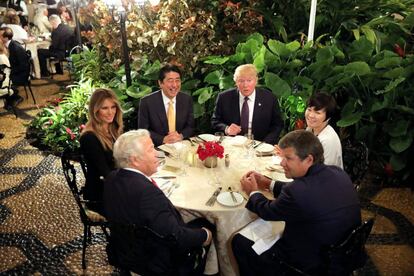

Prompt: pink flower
[{"left": 66, "top": 127, "right": 76, "bottom": 140}]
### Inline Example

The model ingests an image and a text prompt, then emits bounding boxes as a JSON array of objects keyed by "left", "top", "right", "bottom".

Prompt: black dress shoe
[{"left": 0, "top": 133, "right": 4, "bottom": 139}]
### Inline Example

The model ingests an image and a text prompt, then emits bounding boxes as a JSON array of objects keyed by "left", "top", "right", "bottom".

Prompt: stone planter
[{"left": 203, "top": 156, "right": 218, "bottom": 168}]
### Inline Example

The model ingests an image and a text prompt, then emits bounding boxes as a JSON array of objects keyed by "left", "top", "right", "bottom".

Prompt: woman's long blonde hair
[{"left": 82, "top": 88, "right": 123, "bottom": 150}]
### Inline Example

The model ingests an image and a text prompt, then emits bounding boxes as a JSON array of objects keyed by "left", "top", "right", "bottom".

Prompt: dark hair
[
  {"left": 158, "top": 64, "right": 181, "bottom": 82},
  {"left": 279, "top": 130, "right": 324, "bottom": 164},
  {"left": 307, "top": 92, "right": 337, "bottom": 121},
  {"left": 0, "top": 27, "right": 13, "bottom": 40}
]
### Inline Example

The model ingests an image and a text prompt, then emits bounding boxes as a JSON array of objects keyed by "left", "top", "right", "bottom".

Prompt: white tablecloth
[
  {"left": 156, "top": 137, "right": 290, "bottom": 275},
  {"left": 25, "top": 40, "right": 50, "bottom": 79}
]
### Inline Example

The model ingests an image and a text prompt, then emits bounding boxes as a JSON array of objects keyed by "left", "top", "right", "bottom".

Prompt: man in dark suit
[
  {"left": 211, "top": 64, "right": 284, "bottom": 144},
  {"left": 38, "top": 14, "right": 74, "bottom": 77},
  {"left": 104, "top": 129, "right": 214, "bottom": 275},
  {"left": 138, "top": 64, "right": 194, "bottom": 146},
  {"left": 232, "top": 130, "right": 361, "bottom": 275},
  {"left": 0, "top": 27, "right": 29, "bottom": 85},
  {"left": 0, "top": 27, "right": 25, "bottom": 105}
]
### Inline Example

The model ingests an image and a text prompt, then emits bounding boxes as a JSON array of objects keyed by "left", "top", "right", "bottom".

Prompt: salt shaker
[{"left": 225, "top": 154, "right": 230, "bottom": 167}]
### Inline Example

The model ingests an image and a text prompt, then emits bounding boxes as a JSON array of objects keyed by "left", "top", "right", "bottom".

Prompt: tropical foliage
[{"left": 29, "top": 0, "right": 414, "bottom": 182}]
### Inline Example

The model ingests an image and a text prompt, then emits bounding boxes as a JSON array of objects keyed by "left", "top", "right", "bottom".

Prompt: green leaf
[
  {"left": 181, "top": 79, "right": 200, "bottom": 91},
  {"left": 203, "top": 56, "right": 230, "bottom": 65},
  {"left": 360, "top": 25, "right": 376, "bottom": 45},
  {"left": 264, "top": 72, "right": 291, "bottom": 98},
  {"left": 375, "top": 77, "right": 405, "bottom": 95},
  {"left": 316, "top": 47, "right": 334, "bottom": 63},
  {"left": 285, "top": 41, "right": 300, "bottom": 52},
  {"left": 375, "top": 57, "right": 401, "bottom": 69},
  {"left": 219, "top": 75, "right": 234, "bottom": 90},
  {"left": 125, "top": 84, "right": 152, "bottom": 99},
  {"left": 344, "top": 61, "right": 371, "bottom": 76},
  {"left": 337, "top": 112, "right": 363, "bottom": 127},
  {"left": 370, "top": 98, "right": 388, "bottom": 113},
  {"left": 193, "top": 102, "right": 205, "bottom": 119},
  {"left": 382, "top": 67, "right": 405, "bottom": 79},
  {"left": 384, "top": 120, "right": 409, "bottom": 137},
  {"left": 268, "top": 40, "right": 290, "bottom": 57},
  {"left": 197, "top": 87, "right": 213, "bottom": 105},
  {"left": 253, "top": 46, "right": 266, "bottom": 73},
  {"left": 352, "top": 29, "right": 360, "bottom": 40},
  {"left": 229, "top": 52, "right": 246, "bottom": 63},
  {"left": 348, "top": 37, "right": 374, "bottom": 61},
  {"left": 246, "top": 32, "right": 264, "bottom": 45},
  {"left": 204, "top": 70, "right": 222, "bottom": 85}
]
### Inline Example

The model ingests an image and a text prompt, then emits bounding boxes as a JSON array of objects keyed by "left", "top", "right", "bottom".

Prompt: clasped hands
[
  {"left": 240, "top": 170, "right": 272, "bottom": 195},
  {"left": 163, "top": 131, "right": 183, "bottom": 144}
]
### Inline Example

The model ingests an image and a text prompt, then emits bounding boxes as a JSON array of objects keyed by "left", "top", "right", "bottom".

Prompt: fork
[{"left": 205, "top": 187, "right": 222, "bottom": 206}]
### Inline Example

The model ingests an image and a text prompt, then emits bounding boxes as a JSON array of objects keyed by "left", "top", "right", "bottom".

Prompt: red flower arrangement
[{"left": 196, "top": 141, "right": 224, "bottom": 161}]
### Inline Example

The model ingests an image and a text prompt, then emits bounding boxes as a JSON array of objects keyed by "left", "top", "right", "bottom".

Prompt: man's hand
[
  {"left": 243, "top": 171, "right": 272, "bottom": 191},
  {"left": 226, "top": 123, "right": 242, "bottom": 136},
  {"left": 240, "top": 172, "right": 260, "bottom": 195},
  {"left": 202, "top": 228, "right": 213, "bottom": 246},
  {"left": 163, "top": 131, "right": 183, "bottom": 144}
]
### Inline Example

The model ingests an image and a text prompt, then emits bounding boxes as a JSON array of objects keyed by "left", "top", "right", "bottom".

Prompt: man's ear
[{"left": 305, "top": 154, "right": 314, "bottom": 165}]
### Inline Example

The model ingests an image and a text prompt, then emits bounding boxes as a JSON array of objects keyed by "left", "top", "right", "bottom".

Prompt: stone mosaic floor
[{"left": 1, "top": 75, "right": 413, "bottom": 275}]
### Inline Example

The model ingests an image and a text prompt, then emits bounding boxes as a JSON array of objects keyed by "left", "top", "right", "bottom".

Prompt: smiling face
[
  {"left": 280, "top": 147, "right": 313, "bottom": 179},
  {"left": 305, "top": 106, "right": 328, "bottom": 131},
  {"left": 159, "top": 71, "right": 181, "bottom": 99},
  {"left": 97, "top": 98, "right": 117, "bottom": 127}
]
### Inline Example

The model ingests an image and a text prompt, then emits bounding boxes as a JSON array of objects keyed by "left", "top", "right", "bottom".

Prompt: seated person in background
[
  {"left": 305, "top": 92, "right": 343, "bottom": 168},
  {"left": 0, "top": 41, "right": 14, "bottom": 108},
  {"left": 0, "top": 27, "right": 26, "bottom": 105},
  {"left": 80, "top": 88, "right": 123, "bottom": 215},
  {"left": 57, "top": 2, "right": 74, "bottom": 28},
  {"left": 1, "top": 9, "right": 28, "bottom": 43},
  {"left": 138, "top": 64, "right": 194, "bottom": 146},
  {"left": 104, "top": 129, "right": 214, "bottom": 275},
  {"left": 33, "top": 5, "right": 52, "bottom": 33},
  {"left": 211, "top": 64, "right": 284, "bottom": 144},
  {"left": 37, "top": 14, "right": 74, "bottom": 77},
  {"left": 233, "top": 130, "right": 361, "bottom": 275}
]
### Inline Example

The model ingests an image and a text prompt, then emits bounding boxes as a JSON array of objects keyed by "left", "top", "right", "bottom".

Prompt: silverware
[
  {"left": 205, "top": 187, "right": 222, "bottom": 206},
  {"left": 228, "top": 187, "right": 237, "bottom": 203},
  {"left": 197, "top": 135, "right": 207, "bottom": 142},
  {"left": 253, "top": 141, "right": 264, "bottom": 149},
  {"left": 152, "top": 176, "right": 177, "bottom": 179}
]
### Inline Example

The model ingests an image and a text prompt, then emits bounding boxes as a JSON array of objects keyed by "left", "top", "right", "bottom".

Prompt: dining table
[
  {"left": 24, "top": 37, "right": 51, "bottom": 79},
  {"left": 154, "top": 135, "right": 292, "bottom": 276}
]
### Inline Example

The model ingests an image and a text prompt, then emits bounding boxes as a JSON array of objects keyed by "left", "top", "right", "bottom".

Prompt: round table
[{"left": 155, "top": 136, "right": 291, "bottom": 276}]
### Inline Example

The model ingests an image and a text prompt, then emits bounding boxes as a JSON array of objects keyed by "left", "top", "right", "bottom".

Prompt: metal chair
[
  {"left": 342, "top": 139, "right": 369, "bottom": 190},
  {"left": 280, "top": 218, "right": 375, "bottom": 276},
  {"left": 60, "top": 150, "right": 109, "bottom": 269},
  {"left": 0, "top": 64, "right": 18, "bottom": 117}
]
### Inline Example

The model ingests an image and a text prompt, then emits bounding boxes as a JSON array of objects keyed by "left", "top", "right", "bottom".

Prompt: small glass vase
[{"left": 203, "top": 156, "right": 218, "bottom": 168}]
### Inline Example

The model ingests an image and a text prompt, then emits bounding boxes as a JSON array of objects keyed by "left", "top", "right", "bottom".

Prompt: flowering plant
[{"left": 196, "top": 141, "right": 224, "bottom": 161}]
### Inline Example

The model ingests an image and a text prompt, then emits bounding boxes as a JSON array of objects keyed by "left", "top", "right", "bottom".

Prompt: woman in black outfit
[{"left": 80, "top": 88, "right": 123, "bottom": 215}]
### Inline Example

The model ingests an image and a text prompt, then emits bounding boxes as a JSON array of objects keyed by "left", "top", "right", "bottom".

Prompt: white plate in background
[
  {"left": 198, "top": 134, "right": 217, "bottom": 142},
  {"left": 217, "top": 192, "right": 244, "bottom": 207},
  {"left": 255, "top": 143, "right": 274, "bottom": 153}
]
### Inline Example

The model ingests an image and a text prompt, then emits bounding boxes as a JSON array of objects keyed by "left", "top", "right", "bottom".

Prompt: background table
[
  {"left": 25, "top": 39, "right": 50, "bottom": 79},
  {"left": 156, "top": 137, "right": 291, "bottom": 275}
]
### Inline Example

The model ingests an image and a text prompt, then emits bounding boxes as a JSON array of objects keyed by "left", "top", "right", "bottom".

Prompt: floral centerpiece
[{"left": 196, "top": 141, "right": 224, "bottom": 168}]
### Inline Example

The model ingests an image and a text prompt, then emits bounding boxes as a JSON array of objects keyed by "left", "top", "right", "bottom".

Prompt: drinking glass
[
  {"left": 214, "top": 132, "right": 225, "bottom": 143},
  {"left": 244, "top": 133, "right": 254, "bottom": 159}
]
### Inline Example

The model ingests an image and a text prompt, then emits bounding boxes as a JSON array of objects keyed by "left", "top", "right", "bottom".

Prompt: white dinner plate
[
  {"left": 198, "top": 134, "right": 217, "bottom": 142},
  {"left": 217, "top": 192, "right": 244, "bottom": 207},
  {"left": 255, "top": 143, "right": 274, "bottom": 153},
  {"left": 230, "top": 135, "right": 247, "bottom": 146}
]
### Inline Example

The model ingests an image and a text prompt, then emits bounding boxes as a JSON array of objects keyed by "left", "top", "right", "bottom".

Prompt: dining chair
[
  {"left": 279, "top": 218, "right": 375, "bottom": 276},
  {"left": 342, "top": 139, "right": 369, "bottom": 190},
  {"left": 0, "top": 64, "right": 18, "bottom": 117},
  {"left": 12, "top": 50, "right": 36, "bottom": 104},
  {"left": 60, "top": 150, "right": 109, "bottom": 269},
  {"left": 107, "top": 222, "right": 179, "bottom": 275}
]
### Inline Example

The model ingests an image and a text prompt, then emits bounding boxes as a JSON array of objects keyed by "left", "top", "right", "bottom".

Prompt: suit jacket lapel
[
  {"left": 155, "top": 91, "right": 169, "bottom": 133},
  {"left": 233, "top": 89, "right": 241, "bottom": 124}
]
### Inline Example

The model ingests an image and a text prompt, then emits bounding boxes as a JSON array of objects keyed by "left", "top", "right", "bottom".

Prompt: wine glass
[{"left": 244, "top": 133, "right": 254, "bottom": 159}]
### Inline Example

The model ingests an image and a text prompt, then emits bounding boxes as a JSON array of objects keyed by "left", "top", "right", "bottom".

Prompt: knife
[
  {"left": 206, "top": 187, "right": 222, "bottom": 206},
  {"left": 228, "top": 187, "right": 238, "bottom": 203},
  {"left": 253, "top": 141, "right": 264, "bottom": 149}
]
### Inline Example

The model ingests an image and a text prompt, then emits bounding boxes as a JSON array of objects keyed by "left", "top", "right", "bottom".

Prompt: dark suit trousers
[
  {"left": 232, "top": 233, "right": 281, "bottom": 276},
  {"left": 179, "top": 218, "right": 215, "bottom": 276},
  {"left": 38, "top": 48, "right": 62, "bottom": 75}
]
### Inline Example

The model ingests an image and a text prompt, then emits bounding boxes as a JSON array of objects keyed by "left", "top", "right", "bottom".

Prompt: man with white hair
[
  {"left": 103, "top": 129, "right": 214, "bottom": 275},
  {"left": 37, "top": 14, "right": 74, "bottom": 77}
]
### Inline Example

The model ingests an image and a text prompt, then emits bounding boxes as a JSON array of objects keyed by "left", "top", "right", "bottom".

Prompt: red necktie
[{"left": 151, "top": 178, "right": 158, "bottom": 188}]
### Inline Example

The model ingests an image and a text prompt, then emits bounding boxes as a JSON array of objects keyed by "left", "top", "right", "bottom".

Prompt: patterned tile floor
[{"left": 1, "top": 74, "right": 413, "bottom": 275}]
